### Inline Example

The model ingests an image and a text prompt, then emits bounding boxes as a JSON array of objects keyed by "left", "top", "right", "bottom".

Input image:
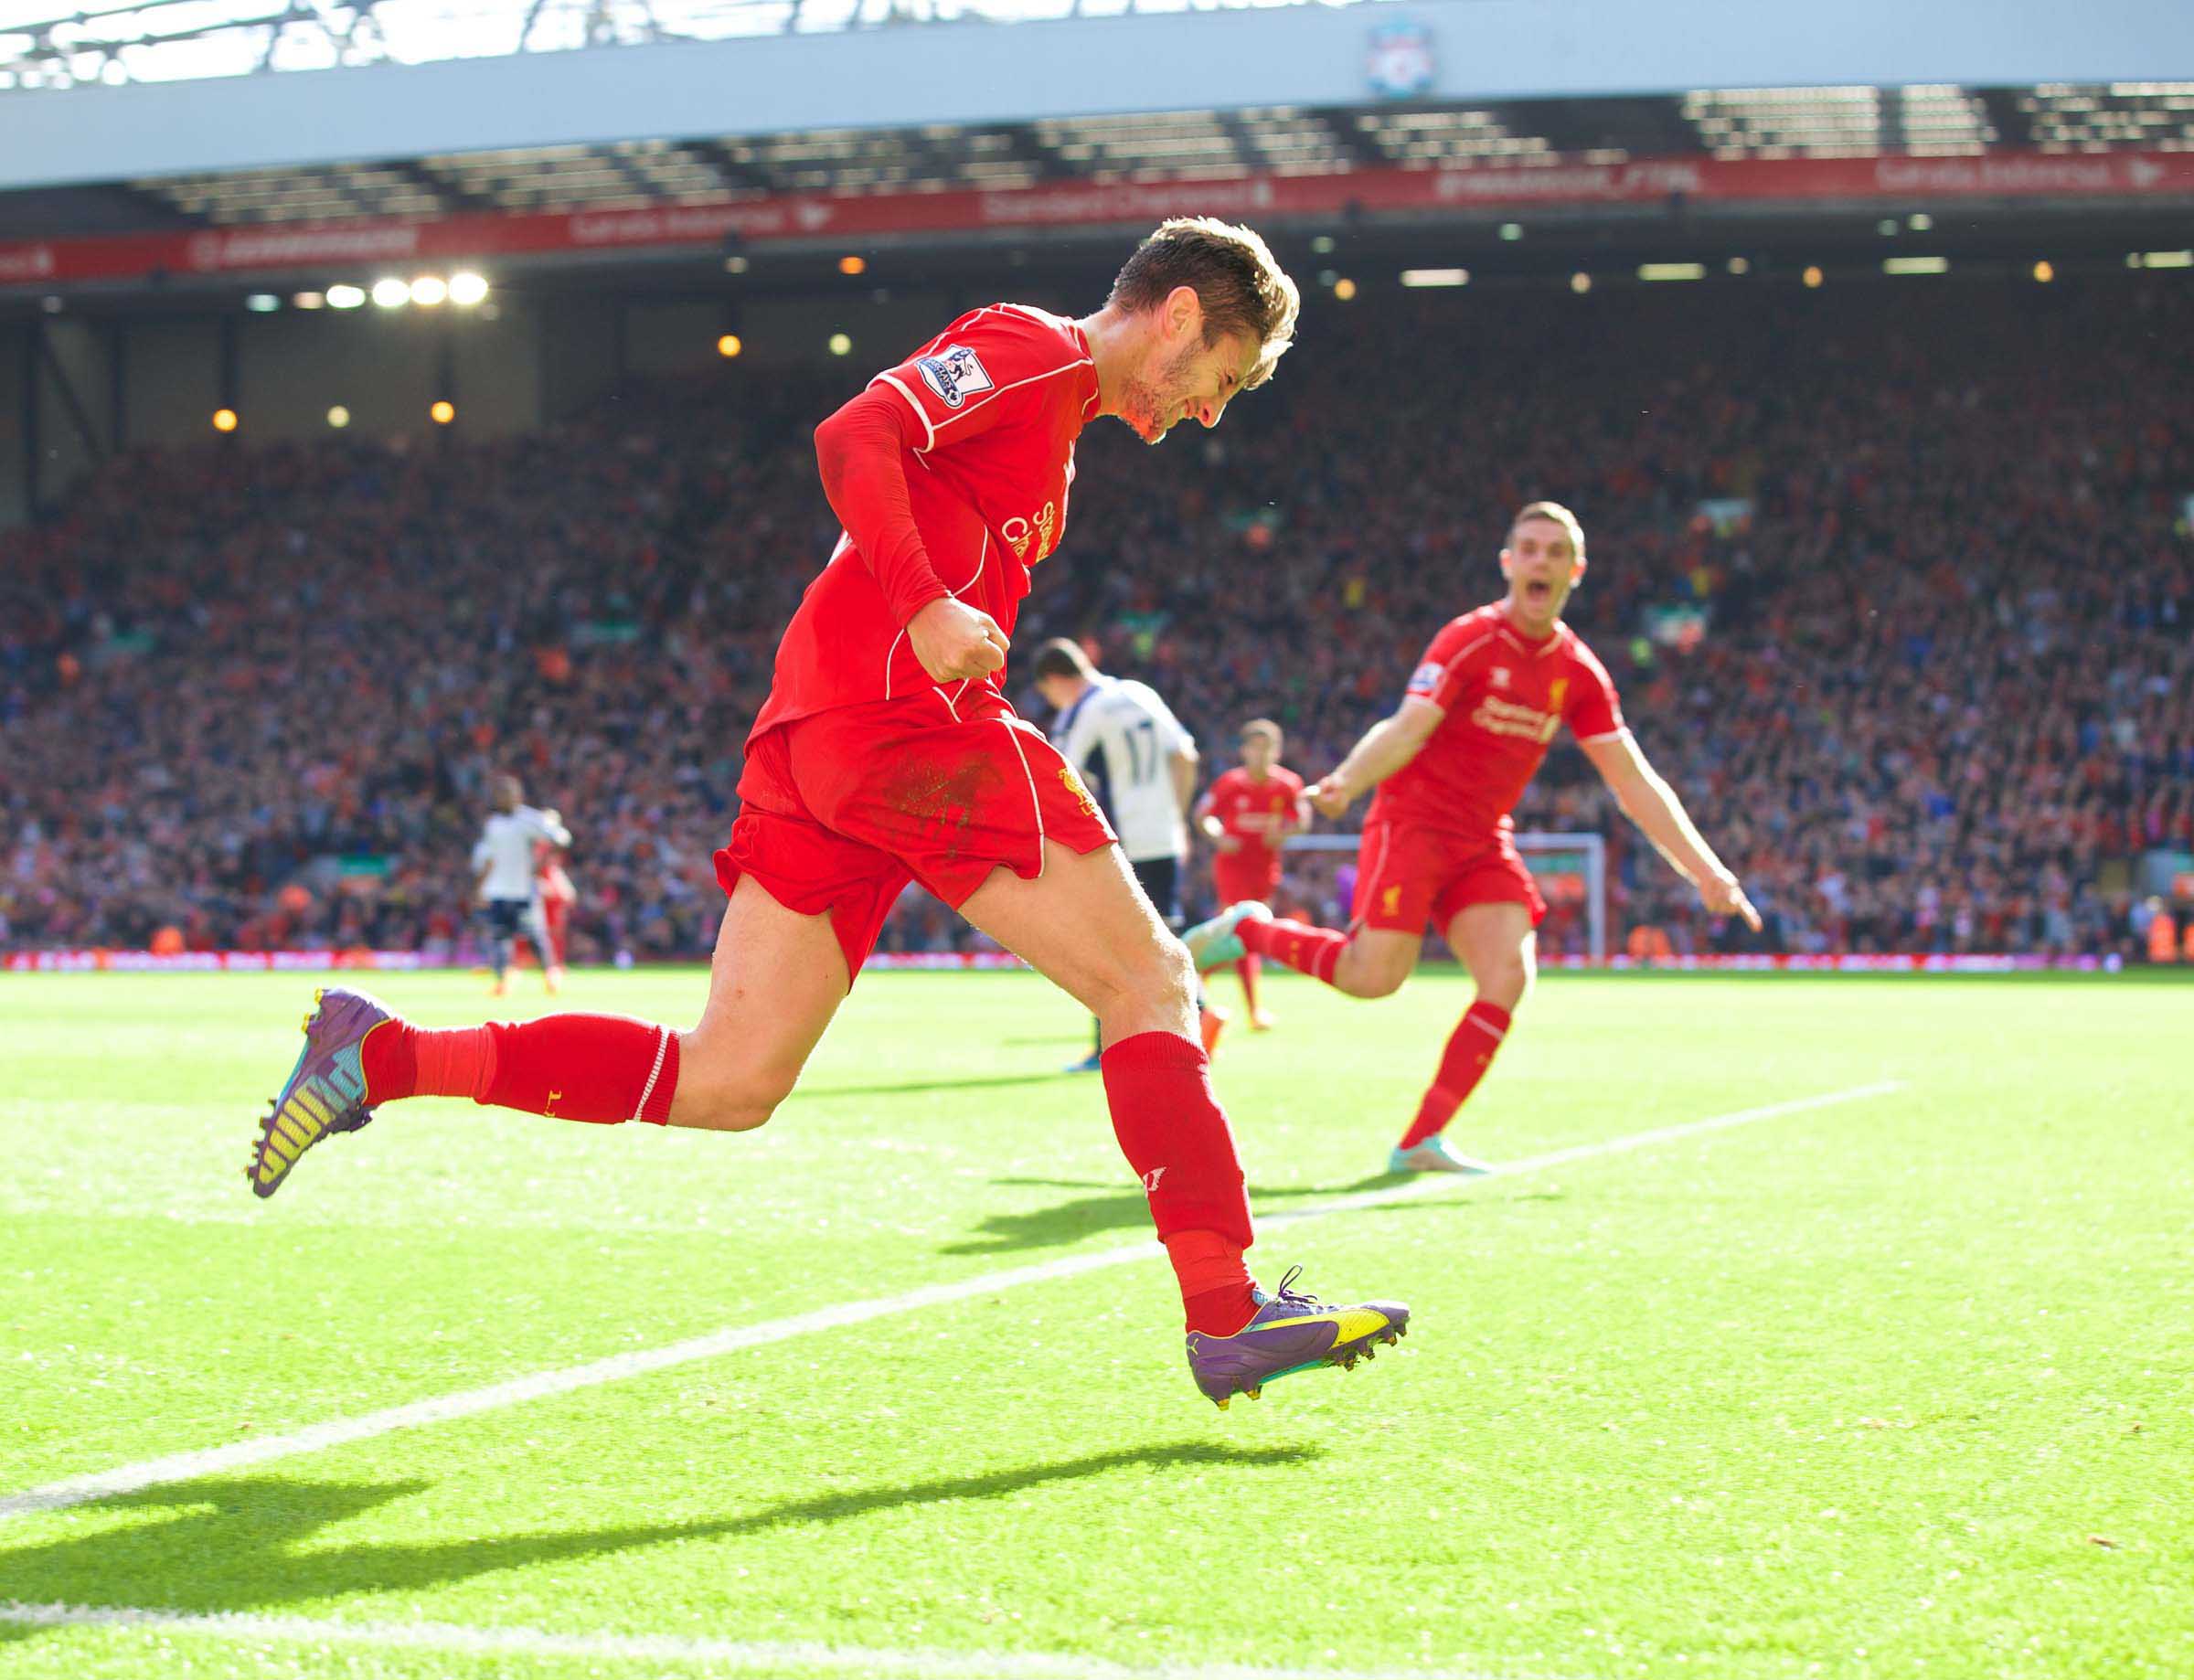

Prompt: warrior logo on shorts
[{"left": 916, "top": 345, "right": 995, "bottom": 409}]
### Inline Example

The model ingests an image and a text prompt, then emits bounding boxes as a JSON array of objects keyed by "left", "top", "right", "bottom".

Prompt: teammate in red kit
[
  {"left": 536, "top": 840, "right": 575, "bottom": 973},
  {"left": 249, "top": 219, "right": 1409, "bottom": 1409},
  {"left": 1186, "top": 502, "right": 1760, "bottom": 1175},
  {"left": 1193, "top": 718, "right": 1305, "bottom": 1028}
]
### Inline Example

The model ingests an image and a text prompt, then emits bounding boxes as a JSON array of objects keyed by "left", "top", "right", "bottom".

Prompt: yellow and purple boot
[
  {"left": 246, "top": 986, "right": 390, "bottom": 1199},
  {"left": 1186, "top": 1267, "right": 1410, "bottom": 1409}
]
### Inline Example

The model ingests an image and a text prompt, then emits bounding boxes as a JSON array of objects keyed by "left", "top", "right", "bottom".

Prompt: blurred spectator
[{"left": 3, "top": 275, "right": 2189, "bottom": 962}]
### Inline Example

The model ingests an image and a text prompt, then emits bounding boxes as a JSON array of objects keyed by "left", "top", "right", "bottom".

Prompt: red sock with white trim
[
  {"left": 1239, "top": 916, "right": 1347, "bottom": 987},
  {"left": 360, "top": 1015, "right": 679, "bottom": 1125},
  {"left": 1099, "top": 1030, "right": 1258, "bottom": 1335},
  {"left": 1398, "top": 1001, "right": 1512, "bottom": 1150}
]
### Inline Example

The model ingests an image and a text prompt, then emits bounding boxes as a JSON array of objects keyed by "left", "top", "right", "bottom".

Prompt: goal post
[{"left": 1279, "top": 830, "right": 1608, "bottom": 963}]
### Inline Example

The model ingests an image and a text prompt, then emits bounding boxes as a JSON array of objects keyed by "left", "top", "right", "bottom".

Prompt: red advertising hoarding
[{"left": 3, "top": 151, "right": 2188, "bottom": 289}]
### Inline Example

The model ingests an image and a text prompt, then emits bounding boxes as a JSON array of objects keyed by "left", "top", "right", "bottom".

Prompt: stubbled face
[
  {"left": 1240, "top": 733, "right": 1279, "bottom": 775},
  {"left": 1117, "top": 310, "right": 1262, "bottom": 446},
  {"left": 1500, "top": 517, "right": 1587, "bottom": 633}
]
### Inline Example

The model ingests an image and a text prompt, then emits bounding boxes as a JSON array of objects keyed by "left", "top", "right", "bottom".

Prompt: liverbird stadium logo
[
  {"left": 917, "top": 345, "right": 996, "bottom": 409},
  {"left": 1367, "top": 20, "right": 1434, "bottom": 99}
]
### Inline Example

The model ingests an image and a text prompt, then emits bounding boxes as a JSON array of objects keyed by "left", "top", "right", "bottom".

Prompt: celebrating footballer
[
  {"left": 248, "top": 218, "right": 1409, "bottom": 1412},
  {"left": 1188, "top": 501, "right": 1760, "bottom": 1175}
]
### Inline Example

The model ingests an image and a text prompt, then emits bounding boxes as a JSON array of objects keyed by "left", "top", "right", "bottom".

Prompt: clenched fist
[
  {"left": 1306, "top": 773, "right": 1357, "bottom": 820},
  {"left": 908, "top": 597, "right": 1010, "bottom": 685}
]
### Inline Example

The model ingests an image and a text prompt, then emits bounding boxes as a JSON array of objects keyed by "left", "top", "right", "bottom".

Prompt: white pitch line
[
  {"left": 1266, "top": 1080, "right": 1907, "bottom": 1226},
  {"left": 0, "top": 1600, "right": 1534, "bottom": 1680},
  {"left": 0, "top": 1079, "right": 1901, "bottom": 1524}
]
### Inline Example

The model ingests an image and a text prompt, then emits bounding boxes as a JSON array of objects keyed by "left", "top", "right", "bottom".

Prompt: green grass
[{"left": 3, "top": 969, "right": 2189, "bottom": 1680}]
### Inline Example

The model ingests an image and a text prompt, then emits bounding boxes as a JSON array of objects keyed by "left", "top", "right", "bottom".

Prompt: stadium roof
[
  {"left": 0, "top": 0, "right": 1358, "bottom": 92},
  {"left": 5, "top": 84, "right": 2191, "bottom": 244},
  {"left": 0, "top": 0, "right": 2182, "bottom": 218}
]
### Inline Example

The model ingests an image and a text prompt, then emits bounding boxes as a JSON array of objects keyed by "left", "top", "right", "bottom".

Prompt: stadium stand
[{"left": 3, "top": 275, "right": 2189, "bottom": 962}]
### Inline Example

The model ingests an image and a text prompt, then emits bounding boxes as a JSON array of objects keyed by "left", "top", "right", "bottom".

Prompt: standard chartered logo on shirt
[
  {"left": 1471, "top": 696, "right": 1562, "bottom": 743},
  {"left": 1003, "top": 502, "right": 1059, "bottom": 561}
]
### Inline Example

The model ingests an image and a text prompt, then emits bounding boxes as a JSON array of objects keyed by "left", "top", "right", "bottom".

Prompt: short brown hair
[
  {"left": 1108, "top": 217, "right": 1300, "bottom": 389},
  {"left": 1240, "top": 718, "right": 1283, "bottom": 745},
  {"left": 1032, "top": 637, "right": 1096, "bottom": 682},
  {"left": 1510, "top": 500, "right": 1586, "bottom": 556}
]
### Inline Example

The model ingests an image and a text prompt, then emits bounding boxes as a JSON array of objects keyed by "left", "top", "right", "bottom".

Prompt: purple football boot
[
  {"left": 1186, "top": 1266, "right": 1411, "bottom": 1409},
  {"left": 246, "top": 985, "right": 392, "bottom": 1199}
]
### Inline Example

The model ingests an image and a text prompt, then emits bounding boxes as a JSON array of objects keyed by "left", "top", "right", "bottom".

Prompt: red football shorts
[
  {"left": 1349, "top": 817, "right": 1545, "bottom": 935},
  {"left": 717, "top": 687, "right": 1117, "bottom": 980},
  {"left": 1212, "top": 853, "right": 1281, "bottom": 909}
]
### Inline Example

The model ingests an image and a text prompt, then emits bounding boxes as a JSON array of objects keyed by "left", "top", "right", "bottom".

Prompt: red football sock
[
  {"left": 1239, "top": 915, "right": 1347, "bottom": 986},
  {"left": 1100, "top": 1028, "right": 1255, "bottom": 1292},
  {"left": 361, "top": 1019, "right": 503, "bottom": 1103},
  {"left": 415, "top": 1025, "right": 495, "bottom": 1101},
  {"left": 360, "top": 1014, "right": 678, "bottom": 1125},
  {"left": 358, "top": 1019, "right": 420, "bottom": 1103},
  {"left": 1166, "top": 1231, "right": 1257, "bottom": 1336},
  {"left": 1235, "top": 953, "right": 1262, "bottom": 1015},
  {"left": 1398, "top": 1001, "right": 1513, "bottom": 1150}
]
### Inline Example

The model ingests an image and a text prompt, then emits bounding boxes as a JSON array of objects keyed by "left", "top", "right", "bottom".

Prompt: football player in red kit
[
  {"left": 1186, "top": 502, "right": 1759, "bottom": 1175},
  {"left": 1193, "top": 718, "right": 1305, "bottom": 1028},
  {"left": 536, "top": 839, "right": 575, "bottom": 977},
  {"left": 250, "top": 219, "right": 1409, "bottom": 1410}
]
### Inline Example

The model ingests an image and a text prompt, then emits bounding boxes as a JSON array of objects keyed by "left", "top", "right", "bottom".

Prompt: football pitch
[{"left": 2, "top": 968, "right": 2188, "bottom": 1680}]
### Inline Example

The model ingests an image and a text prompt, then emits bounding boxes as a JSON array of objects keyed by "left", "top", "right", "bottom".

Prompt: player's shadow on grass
[
  {"left": 0, "top": 1442, "right": 1318, "bottom": 1640},
  {"left": 942, "top": 1175, "right": 1398, "bottom": 1255}
]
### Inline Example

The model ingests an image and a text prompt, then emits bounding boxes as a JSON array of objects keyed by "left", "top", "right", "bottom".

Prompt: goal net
[{"left": 1280, "top": 830, "right": 1608, "bottom": 962}]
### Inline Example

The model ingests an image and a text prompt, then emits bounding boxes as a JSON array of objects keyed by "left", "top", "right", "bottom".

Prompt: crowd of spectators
[{"left": 4, "top": 273, "right": 2189, "bottom": 963}]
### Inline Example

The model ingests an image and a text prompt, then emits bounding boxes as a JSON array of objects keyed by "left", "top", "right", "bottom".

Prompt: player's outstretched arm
[
  {"left": 1581, "top": 733, "right": 1762, "bottom": 931},
  {"left": 1307, "top": 697, "right": 1443, "bottom": 818}
]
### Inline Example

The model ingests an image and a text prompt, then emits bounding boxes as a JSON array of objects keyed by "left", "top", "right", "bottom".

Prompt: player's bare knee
[
  {"left": 1358, "top": 965, "right": 1411, "bottom": 1000},
  {"left": 1480, "top": 960, "right": 1530, "bottom": 1012},
  {"left": 1337, "top": 949, "right": 1411, "bottom": 1000},
  {"left": 1091, "top": 937, "right": 1195, "bottom": 1035},
  {"left": 1155, "top": 938, "right": 1198, "bottom": 1011},
  {"left": 670, "top": 1038, "right": 796, "bottom": 1132},
  {"left": 677, "top": 1075, "right": 791, "bottom": 1132}
]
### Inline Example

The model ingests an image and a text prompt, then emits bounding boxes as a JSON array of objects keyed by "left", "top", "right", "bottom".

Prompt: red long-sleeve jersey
[{"left": 750, "top": 304, "right": 1100, "bottom": 741}]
